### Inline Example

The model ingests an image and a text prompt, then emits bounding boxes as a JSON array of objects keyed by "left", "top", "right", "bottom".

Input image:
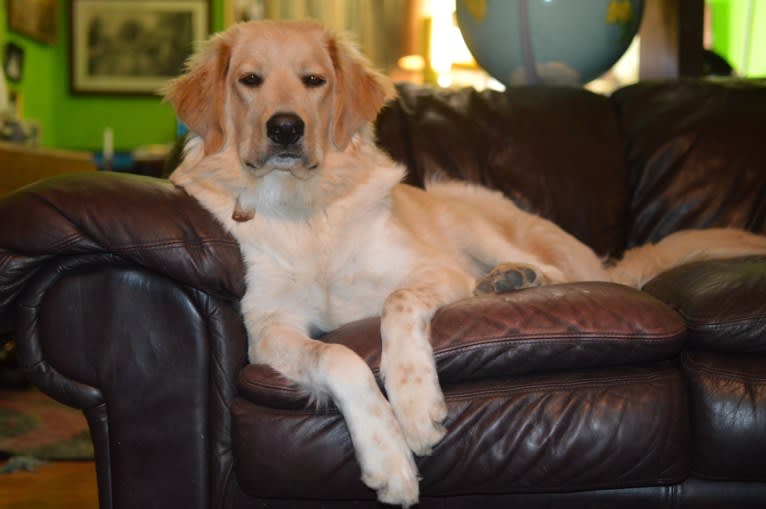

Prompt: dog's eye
[
  {"left": 302, "top": 75, "right": 326, "bottom": 88},
  {"left": 239, "top": 73, "right": 263, "bottom": 87}
]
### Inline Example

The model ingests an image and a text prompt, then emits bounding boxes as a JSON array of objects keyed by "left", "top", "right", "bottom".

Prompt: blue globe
[{"left": 456, "top": 0, "right": 644, "bottom": 86}]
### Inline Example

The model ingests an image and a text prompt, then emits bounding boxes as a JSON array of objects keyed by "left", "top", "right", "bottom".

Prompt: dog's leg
[
  {"left": 247, "top": 313, "right": 420, "bottom": 508},
  {"left": 448, "top": 205, "right": 607, "bottom": 284},
  {"left": 380, "top": 267, "right": 474, "bottom": 456}
]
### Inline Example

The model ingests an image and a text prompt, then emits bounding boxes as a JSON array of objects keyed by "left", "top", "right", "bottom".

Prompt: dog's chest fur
[{"left": 229, "top": 164, "right": 416, "bottom": 333}]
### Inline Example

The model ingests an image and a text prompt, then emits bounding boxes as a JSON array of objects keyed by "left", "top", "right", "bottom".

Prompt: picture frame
[
  {"left": 7, "top": 0, "right": 58, "bottom": 45},
  {"left": 70, "top": 0, "right": 209, "bottom": 95}
]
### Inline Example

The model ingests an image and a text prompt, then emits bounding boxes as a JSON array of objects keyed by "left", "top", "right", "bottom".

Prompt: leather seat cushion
[
  {"left": 232, "top": 283, "right": 689, "bottom": 497},
  {"left": 643, "top": 256, "right": 766, "bottom": 353},
  {"left": 238, "top": 282, "right": 685, "bottom": 409}
]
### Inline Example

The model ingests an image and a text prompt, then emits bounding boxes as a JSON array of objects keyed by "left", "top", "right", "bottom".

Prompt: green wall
[
  {"left": 1, "top": 1, "right": 226, "bottom": 151},
  {"left": 707, "top": 0, "right": 766, "bottom": 77}
]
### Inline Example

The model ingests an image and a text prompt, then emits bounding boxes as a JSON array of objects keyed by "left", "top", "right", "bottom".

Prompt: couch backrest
[
  {"left": 611, "top": 79, "right": 766, "bottom": 248},
  {"left": 375, "top": 80, "right": 766, "bottom": 257},
  {"left": 376, "top": 83, "right": 629, "bottom": 257}
]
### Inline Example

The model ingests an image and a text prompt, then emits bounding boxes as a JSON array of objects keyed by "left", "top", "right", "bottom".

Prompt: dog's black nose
[{"left": 266, "top": 113, "right": 305, "bottom": 146}]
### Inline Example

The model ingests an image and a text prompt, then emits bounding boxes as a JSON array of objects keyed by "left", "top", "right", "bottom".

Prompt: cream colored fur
[{"left": 166, "top": 20, "right": 766, "bottom": 507}]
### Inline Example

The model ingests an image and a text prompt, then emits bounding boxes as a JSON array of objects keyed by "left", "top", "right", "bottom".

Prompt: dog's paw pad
[{"left": 474, "top": 263, "right": 546, "bottom": 295}]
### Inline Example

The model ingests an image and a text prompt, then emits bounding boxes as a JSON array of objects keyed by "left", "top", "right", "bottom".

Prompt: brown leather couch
[{"left": 1, "top": 79, "right": 765, "bottom": 508}]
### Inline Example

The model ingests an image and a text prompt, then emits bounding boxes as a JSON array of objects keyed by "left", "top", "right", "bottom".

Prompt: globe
[{"left": 456, "top": 0, "right": 644, "bottom": 86}]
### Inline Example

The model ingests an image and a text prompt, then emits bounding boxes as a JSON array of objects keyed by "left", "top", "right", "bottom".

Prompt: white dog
[{"left": 165, "top": 20, "right": 766, "bottom": 507}]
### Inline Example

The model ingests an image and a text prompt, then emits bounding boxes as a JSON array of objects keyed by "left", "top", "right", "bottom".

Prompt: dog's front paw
[
  {"left": 353, "top": 406, "right": 420, "bottom": 507},
  {"left": 384, "top": 358, "right": 448, "bottom": 456},
  {"left": 474, "top": 262, "right": 546, "bottom": 296},
  {"left": 361, "top": 452, "right": 419, "bottom": 508}
]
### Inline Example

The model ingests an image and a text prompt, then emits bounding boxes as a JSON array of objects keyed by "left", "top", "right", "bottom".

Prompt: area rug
[{"left": 0, "top": 389, "right": 93, "bottom": 461}]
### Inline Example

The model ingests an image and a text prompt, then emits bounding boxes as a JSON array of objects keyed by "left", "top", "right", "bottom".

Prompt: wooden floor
[{"left": 0, "top": 460, "right": 98, "bottom": 508}]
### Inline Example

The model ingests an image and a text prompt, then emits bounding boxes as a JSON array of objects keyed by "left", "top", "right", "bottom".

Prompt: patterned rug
[{"left": 0, "top": 389, "right": 93, "bottom": 462}]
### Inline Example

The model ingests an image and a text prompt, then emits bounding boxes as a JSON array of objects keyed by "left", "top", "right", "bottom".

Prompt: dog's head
[{"left": 164, "top": 20, "right": 395, "bottom": 180}]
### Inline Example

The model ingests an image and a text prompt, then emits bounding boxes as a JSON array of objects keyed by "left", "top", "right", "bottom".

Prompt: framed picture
[
  {"left": 70, "top": 0, "right": 209, "bottom": 95},
  {"left": 7, "top": 0, "right": 58, "bottom": 45}
]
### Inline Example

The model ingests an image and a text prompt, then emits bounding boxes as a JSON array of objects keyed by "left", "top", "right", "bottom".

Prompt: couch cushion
[
  {"left": 643, "top": 256, "right": 766, "bottom": 353},
  {"left": 233, "top": 283, "right": 689, "bottom": 499},
  {"left": 238, "top": 282, "right": 684, "bottom": 409}
]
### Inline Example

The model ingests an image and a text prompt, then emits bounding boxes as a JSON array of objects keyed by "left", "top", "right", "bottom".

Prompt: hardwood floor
[{"left": 0, "top": 460, "right": 98, "bottom": 508}]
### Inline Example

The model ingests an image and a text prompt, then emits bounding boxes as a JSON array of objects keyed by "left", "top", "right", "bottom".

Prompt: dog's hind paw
[{"left": 474, "top": 262, "right": 546, "bottom": 295}]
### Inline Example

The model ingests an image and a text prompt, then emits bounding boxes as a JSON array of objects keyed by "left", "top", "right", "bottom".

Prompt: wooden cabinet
[{"left": 0, "top": 142, "right": 96, "bottom": 197}]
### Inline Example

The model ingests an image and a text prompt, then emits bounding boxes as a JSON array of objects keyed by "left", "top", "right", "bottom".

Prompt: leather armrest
[
  {"left": 15, "top": 256, "right": 247, "bottom": 508},
  {"left": 642, "top": 256, "right": 766, "bottom": 353},
  {"left": 0, "top": 172, "right": 245, "bottom": 331}
]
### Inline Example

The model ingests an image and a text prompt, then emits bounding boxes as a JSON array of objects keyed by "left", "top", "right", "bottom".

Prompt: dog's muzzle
[{"left": 243, "top": 113, "right": 318, "bottom": 175}]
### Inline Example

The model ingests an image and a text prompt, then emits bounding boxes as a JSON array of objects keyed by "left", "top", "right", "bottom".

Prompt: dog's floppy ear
[
  {"left": 163, "top": 32, "right": 232, "bottom": 154},
  {"left": 327, "top": 33, "right": 396, "bottom": 150}
]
